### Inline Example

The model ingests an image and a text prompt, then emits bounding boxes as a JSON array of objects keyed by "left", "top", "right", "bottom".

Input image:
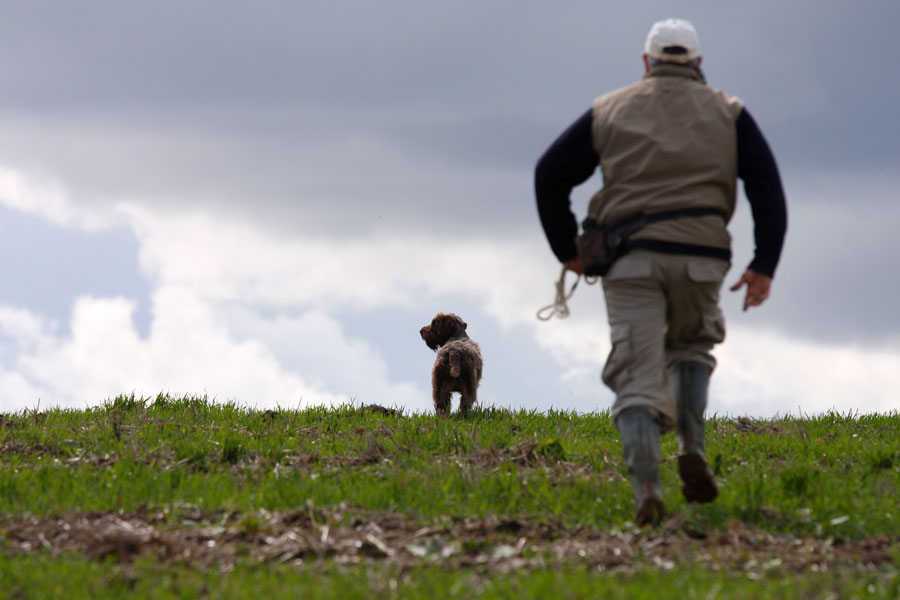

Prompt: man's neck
[{"left": 644, "top": 62, "right": 706, "bottom": 84}]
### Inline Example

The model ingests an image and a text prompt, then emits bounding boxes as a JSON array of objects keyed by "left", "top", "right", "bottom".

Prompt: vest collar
[{"left": 644, "top": 63, "right": 706, "bottom": 84}]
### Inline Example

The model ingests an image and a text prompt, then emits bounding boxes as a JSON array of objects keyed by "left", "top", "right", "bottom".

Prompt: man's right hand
[
  {"left": 566, "top": 256, "right": 584, "bottom": 275},
  {"left": 729, "top": 269, "right": 772, "bottom": 311}
]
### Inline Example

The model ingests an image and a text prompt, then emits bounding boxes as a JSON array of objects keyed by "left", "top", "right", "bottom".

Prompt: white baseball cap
[{"left": 644, "top": 18, "right": 701, "bottom": 63}]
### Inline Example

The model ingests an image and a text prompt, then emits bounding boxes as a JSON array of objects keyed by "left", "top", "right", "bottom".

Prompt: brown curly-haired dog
[{"left": 419, "top": 313, "right": 483, "bottom": 415}]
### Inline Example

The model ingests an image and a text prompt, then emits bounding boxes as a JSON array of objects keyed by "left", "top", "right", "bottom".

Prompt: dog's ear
[
  {"left": 453, "top": 315, "right": 467, "bottom": 333},
  {"left": 439, "top": 313, "right": 467, "bottom": 338},
  {"left": 433, "top": 314, "right": 449, "bottom": 337},
  {"left": 434, "top": 314, "right": 455, "bottom": 337}
]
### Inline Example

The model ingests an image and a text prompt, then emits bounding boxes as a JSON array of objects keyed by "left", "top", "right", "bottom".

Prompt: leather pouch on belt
[
  {"left": 578, "top": 214, "right": 650, "bottom": 277},
  {"left": 576, "top": 226, "right": 613, "bottom": 277}
]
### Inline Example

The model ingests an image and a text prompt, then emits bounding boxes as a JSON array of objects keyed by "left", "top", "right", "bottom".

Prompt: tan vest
[{"left": 588, "top": 65, "right": 744, "bottom": 250}]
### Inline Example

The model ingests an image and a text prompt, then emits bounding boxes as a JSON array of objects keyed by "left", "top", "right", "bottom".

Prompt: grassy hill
[{"left": 1, "top": 395, "right": 898, "bottom": 598}]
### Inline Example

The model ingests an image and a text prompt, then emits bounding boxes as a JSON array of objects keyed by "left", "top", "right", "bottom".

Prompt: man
[{"left": 534, "top": 18, "right": 787, "bottom": 525}]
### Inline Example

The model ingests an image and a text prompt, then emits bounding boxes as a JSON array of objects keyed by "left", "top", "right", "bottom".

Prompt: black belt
[
  {"left": 582, "top": 207, "right": 729, "bottom": 261},
  {"left": 625, "top": 239, "right": 731, "bottom": 262}
]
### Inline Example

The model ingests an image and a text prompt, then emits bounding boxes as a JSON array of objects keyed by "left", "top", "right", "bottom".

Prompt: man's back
[{"left": 588, "top": 64, "right": 744, "bottom": 250}]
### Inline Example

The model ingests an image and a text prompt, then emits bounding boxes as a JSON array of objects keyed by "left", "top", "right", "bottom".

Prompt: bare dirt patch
[
  {"left": 713, "top": 417, "right": 787, "bottom": 436},
  {"left": 2, "top": 507, "right": 897, "bottom": 576}
]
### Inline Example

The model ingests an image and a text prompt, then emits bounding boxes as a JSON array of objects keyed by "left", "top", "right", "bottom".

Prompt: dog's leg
[
  {"left": 459, "top": 373, "right": 479, "bottom": 414},
  {"left": 435, "top": 387, "right": 452, "bottom": 415},
  {"left": 433, "top": 373, "right": 452, "bottom": 415},
  {"left": 458, "top": 392, "right": 472, "bottom": 414}
]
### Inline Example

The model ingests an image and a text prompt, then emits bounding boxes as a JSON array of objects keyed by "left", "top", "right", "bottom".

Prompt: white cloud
[
  {"left": 0, "top": 166, "right": 124, "bottom": 232},
  {"left": 0, "top": 293, "right": 348, "bottom": 411},
  {"left": 223, "top": 307, "right": 427, "bottom": 412},
  {"left": 713, "top": 327, "right": 900, "bottom": 417},
  {"left": 122, "top": 202, "right": 557, "bottom": 320},
  {"left": 0, "top": 165, "right": 898, "bottom": 418}
]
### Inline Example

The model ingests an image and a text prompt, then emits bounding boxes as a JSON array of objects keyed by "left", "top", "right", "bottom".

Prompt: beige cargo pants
[{"left": 601, "top": 249, "right": 729, "bottom": 432}]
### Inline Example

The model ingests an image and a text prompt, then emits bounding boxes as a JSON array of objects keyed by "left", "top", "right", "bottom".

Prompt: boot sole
[
  {"left": 635, "top": 496, "right": 666, "bottom": 526},
  {"left": 678, "top": 453, "right": 718, "bottom": 503}
]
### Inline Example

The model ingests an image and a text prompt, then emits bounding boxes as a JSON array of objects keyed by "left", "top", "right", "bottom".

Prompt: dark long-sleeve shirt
[{"left": 535, "top": 107, "right": 787, "bottom": 277}]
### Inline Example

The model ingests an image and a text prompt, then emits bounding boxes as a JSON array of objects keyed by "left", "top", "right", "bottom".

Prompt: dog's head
[{"left": 420, "top": 313, "right": 468, "bottom": 351}]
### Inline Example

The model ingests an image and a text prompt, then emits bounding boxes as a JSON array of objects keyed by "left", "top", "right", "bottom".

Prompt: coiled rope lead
[{"left": 536, "top": 266, "right": 598, "bottom": 321}]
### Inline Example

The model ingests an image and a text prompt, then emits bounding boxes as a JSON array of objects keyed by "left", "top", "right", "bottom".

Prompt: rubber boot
[
  {"left": 616, "top": 407, "right": 665, "bottom": 526},
  {"left": 669, "top": 361, "right": 718, "bottom": 503}
]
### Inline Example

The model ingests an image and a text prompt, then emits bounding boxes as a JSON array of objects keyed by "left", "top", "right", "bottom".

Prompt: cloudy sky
[{"left": 0, "top": 1, "right": 897, "bottom": 417}]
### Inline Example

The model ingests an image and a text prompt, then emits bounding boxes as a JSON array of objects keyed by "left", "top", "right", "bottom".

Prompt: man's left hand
[{"left": 729, "top": 269, "right": 772, "bottom": 311}]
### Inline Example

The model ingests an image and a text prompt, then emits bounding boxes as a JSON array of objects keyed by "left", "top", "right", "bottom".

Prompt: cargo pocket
[
  {"left": 601, "top": 323, "right": 632, "bottom": 391},
  {"left": 699, "top": 312, "right": 726, "bottom": 345},
  {"left": 685, "top": 260, "right": 728, "bottom": 345}
]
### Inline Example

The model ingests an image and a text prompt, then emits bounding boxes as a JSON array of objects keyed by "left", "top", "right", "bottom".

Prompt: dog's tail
[{"left": 449, "top": 350, "right": 461, "bottom": 378}]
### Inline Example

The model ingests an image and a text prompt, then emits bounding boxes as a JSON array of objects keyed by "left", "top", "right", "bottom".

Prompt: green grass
[
  {"left": 1, "top": 394, "right": 899, "bottom": 597},
  {"left": 2, "top": 395, "right": 898, "bottom": 535},
  {"left": 2, "top": 554, "right": 899, "bottom": 600}
]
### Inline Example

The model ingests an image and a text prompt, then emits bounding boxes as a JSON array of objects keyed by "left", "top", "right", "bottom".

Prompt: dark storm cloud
[
  {"left": 0, "top": 0, "right": 898, "bottom": 347},
  {"left": 2, "top": 1, "right": 896, "bottom": 167},
  {"left": 0, "top": 2, "right": 626, "bottom": 112},
  {"left": 712, "top": 6, "right": 900, "bottom": 171},
  {"left": 723, "top": 184, "right": 900, "bottom": 348}
]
